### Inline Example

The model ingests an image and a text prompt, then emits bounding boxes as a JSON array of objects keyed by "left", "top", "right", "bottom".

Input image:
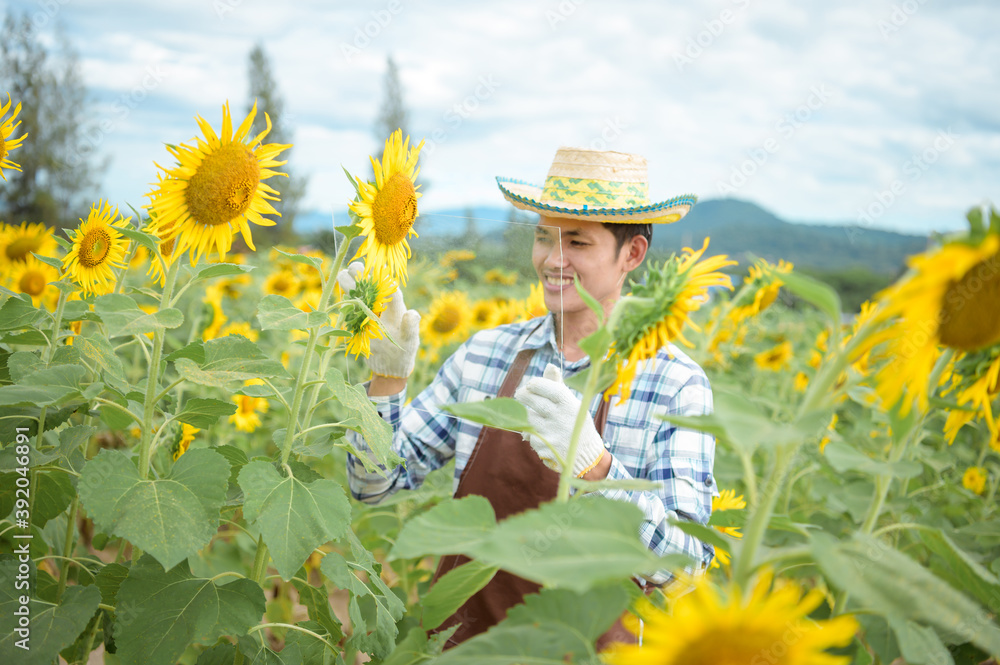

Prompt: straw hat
[{"left": 496, "top": 147, "right": 697, "bottom": 223}]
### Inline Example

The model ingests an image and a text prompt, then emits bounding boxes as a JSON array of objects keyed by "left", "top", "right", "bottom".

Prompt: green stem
[
  {"left": 737, "top": 448, "right": 759, "bottom": 507},
  {"left": 732, "top": 443, "right": 796, "bottom": 589},
  {"left": 250, "top": 535, "right": 270, "bottom": 584},
  {"left": 278, "top": 233, "right": 351, "bottom": 466},
  {"left": 137, "top": 259, "right": 182, "bottom": 480},
  {"left": 55, "top": 497, "right": 79, "bottom": 603},
  {"left": 556, "top": 354, "right": 605, "bottom": 503},
  {"left": 75, "top": 610, "right": 103, "bottom": 665}
]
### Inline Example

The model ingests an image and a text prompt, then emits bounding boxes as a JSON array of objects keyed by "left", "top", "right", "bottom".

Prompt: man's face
[{"left": 531, "top": 216, "right": 637, "bottom": 317}]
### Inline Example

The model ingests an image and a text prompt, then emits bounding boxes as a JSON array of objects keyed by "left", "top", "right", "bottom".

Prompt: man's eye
[{"left": 570, "top": 241, "right": 588, "bottom": 247}]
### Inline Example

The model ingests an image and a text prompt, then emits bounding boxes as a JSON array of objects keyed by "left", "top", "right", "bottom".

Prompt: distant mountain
[
  {"left": 651, "top": 199, "right": 928, "bottom": 275},
  {"left": 293, "top": 198, "right": 928, "bottom": 275}
]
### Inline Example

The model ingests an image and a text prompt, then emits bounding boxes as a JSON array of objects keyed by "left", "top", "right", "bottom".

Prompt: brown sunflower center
[
  {"left": 6, "top": 236, "right": 41, "bottom": 262},
  {"left": 371, "top": 172, "right": 417, "bottom": 245},
  {"left": 939, "top": 252, "right": 1000, "bottom": 351},
  {"left": 78, "top": 227, "right": 112, "bottom": 268},
  {"left": 239, "top": 395, "right": 258, "bottom": 415},
  {"left": 677, "top": 631, "right": 791, "bottom": 665},
  {"left": 185, "top": 143, "right": 260, "bottom": 226},
  {"left": 0, "top": 135, "right": 6, "bottom": 161},
  {"left": 19, "top": 270, "right": 46, "bottom": 296},
  {"left": 432, "top": 306, "right": 461, "bottom": 334}
]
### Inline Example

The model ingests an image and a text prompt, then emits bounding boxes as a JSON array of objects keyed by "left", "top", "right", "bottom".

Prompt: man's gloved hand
[
  {"left": 514, "top": 364, "right": 607, "bottom": 477},
  {"left": 337, "top": 262, "right": 421, "bottom": 379}
]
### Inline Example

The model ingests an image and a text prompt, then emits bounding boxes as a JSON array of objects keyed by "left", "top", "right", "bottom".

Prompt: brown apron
[{"left": 430, "top": 348, "right": 639, "bottom": 650}]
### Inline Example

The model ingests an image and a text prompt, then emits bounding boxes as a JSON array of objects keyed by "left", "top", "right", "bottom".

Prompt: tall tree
[
  {"left": 0, "top": 12, "right": 105, "bottom": 228},
  {"left": 373, "top": 55, "right": 426, "bottom": 190},
  {"left": 374, "top": 55, "right": 410, "bottom": 154},
  {"left": 246, "top": 42, "right": 307, "bottom": 243}
]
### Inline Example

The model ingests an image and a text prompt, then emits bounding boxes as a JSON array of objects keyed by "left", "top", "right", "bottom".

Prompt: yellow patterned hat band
[{"left": 540, "top": 176, "right": 650, "bottom": 207}]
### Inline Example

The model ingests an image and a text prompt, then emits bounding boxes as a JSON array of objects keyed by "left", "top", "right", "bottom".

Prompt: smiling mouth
[{"left": 544, "top": 274, "right": 574, "bottom": 286}]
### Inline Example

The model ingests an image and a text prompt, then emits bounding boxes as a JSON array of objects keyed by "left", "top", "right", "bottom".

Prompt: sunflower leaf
[
  {"left": 175, "top": 397, "right": 237, "bottom": 428},
  {"left": 321, "top": 531, "right": 405, "bottom": 660},
  {"left": 116, "top": 226, "right": 159, "bottom": 255},
  {"left": 0, "top": 293, "right": 44, "bottom": 331},
  {"left": 78, "top": 448, "right": 231, "bottom": 571},
  {"left": 0, "top": 560, "right": 101, "bottom": 665},
  {"left": 325, "top": 367, "right": 401, "bottom": 470},
  {"left": 256, "top": 294, "right": 328, "bottom": 331},
  {"left": 420, "top": 559, "right": 499, "bottom": 631},
  {"left": 114, "top": 555, "right": 266, "bottom": 665},
  {"left": 777, "top": 270, "right": 842, "bottom": 323},
  {"left": 272, "top": 247, "right": 324, "bottom": 271},
  {"left": 573, "top": 274, "right": 605, "bottom": 325},
  {"left": 94, "top": 294, "right": 184, "bottom": 338},
  {"left": 31, "top": 251, "right": 64, "bottom": 270},
  {"left": 238, "top": 460, "right": 352, "bottom": 581},
  {"left": 191, "top": 263, "right": 255, "bottom": 282},
  {"left": 440, "top": 397, "right": 534, "bottom": 434}
]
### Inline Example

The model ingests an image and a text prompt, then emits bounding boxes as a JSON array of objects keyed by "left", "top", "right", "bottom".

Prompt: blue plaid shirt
[{"left": 347, "top": 313, "right": 717, "bottom": 578}]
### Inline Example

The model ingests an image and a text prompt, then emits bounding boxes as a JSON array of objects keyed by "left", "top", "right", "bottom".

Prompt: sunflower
[
  {"left": 471, "top": 298, "right": 500, "bottom": 330},
  {"left": 709, "top": 489, "right": 746, "bottom": 570},
  {"left": 519, "top": 281, "right": 548, "bottom": 321},
  {"left": 62, "top": 201, "right": 132, "bottom": 296},
  {"left": 603, "top": 569, "right": 858, "bottom": 664},
  {"left": 819, "top": 413, "right": 839, "bottom": 453},
  {"left": 173, "top": 424, "right": 199, "bottom": 461},
  {"left": 755, "top": 340, "right": 793, "bottom": 371},
  {"left": 962, "top": 466, "right": 987, "bottom": 495},
  {"left": 219, "top": 322, "right": 259, "bottom": 342},
  {"left": 484, "top": 267, "right": 518, "bottom": 286},
  {"left": 0, "top": 221, "right": 58, "bottom": 267},
  {"left": 605, "top": 239, "right": 735, "bottom": 403},
  {"left": 202, "top": 289, "right": 227, "bottom": 341},
  {"left": 440, "top": 249, "right": 475, "bottom": 267},
  {"left": 146, "top": 235, "right": 177, "bottom": 288},
  {"left": 145, "top": 101, "right": 290, "bottom": 266},
  {"left": 728, "top": 259, "right": 793, "bottom": 324},
  {"left": 349, "top": 129, "right": 424, "bottom": 285},
  {"left": 340, "top": 270, "right": 395, "bottom": 358},
  {"left": 942, "top": 347, "right": 1000, "bottom": 445},
  {"left": 875, "top": 233, "right": 1000, "bottom": 415},
  {"left": 263, "top": 268, "right": 302, "bottom": 300},
  {"left": 422, "top": 290, "right": 473, "bottom": 348},
  {"left": 794, "top": 371, "right": 809, "bottom": 392},
  {"left": 230, "top": 379, "right": 269, "bottom": 433},
  {"left": 0, "top": 94, "right": 27, "bottom": 180},
  {"left": 8, "top": 255, "right": 59, "bottom": 307}
]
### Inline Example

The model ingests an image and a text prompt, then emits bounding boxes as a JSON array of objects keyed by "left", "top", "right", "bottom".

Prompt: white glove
[
  {"left": 513, "top": 364, "right": 607, "bottom": 477},
  {"left": 337, "top": 262, "right": 421, "bottom": 379}
]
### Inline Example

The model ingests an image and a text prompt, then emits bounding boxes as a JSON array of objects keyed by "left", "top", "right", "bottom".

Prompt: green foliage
[
  {"left": 114, "top": 555, "right": 266, "bottom": 665},
  {"left": 238, "top": 460, "right": 352, "bottom": 581},
  {"left": 79, "top": 448, "right": 231, "bottom": 571}
]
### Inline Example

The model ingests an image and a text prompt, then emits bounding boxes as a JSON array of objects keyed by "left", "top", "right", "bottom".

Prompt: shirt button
[{"left": 704, "top": 475, "right": 713, "bottom": 487}]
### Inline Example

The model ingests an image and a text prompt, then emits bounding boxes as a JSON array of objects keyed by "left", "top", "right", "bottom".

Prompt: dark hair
[{"left": 602, "top": 222, "right": 652, "bottom": 254}]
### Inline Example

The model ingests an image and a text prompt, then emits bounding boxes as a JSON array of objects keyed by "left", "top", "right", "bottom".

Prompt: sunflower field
[{"left": 1, "top": 93, "right": 999, "bottom": 665}]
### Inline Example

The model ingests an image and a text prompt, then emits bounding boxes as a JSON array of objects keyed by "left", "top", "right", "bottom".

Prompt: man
[{"left": 343, "top": 147, "right": 716, "bottom": 645}]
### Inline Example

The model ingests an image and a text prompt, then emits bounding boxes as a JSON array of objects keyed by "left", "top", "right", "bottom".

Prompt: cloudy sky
[{"left": 7, "top": 0, "right": 999, "bottom": 235}]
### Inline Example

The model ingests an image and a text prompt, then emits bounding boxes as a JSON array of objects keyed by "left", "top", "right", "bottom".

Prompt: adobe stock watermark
[
  {"left": 66, "top": 65, "right": 167, "bottom": 168},
  {"left": 339, "top": 0, "right": 405, "bottom": 62},
  {"left": 20, "top": 0, "right": 70, "bottom": 34},
  {"left": 674, "top": 0, "right": 752, "bottom": 72},
  {"left": 848, "top": 128, "right": 958, "bottom": 243},
  {"left": 876, "top": 0, "right": 930, "bottom": 39},
  {"left": 717, "top": 84, "right": 833, "bottom": 195},
  {"left": 585, "top": 117, "right": 628, "bottom": 152},
  {"left": 422, "top": 75, "right": 501, "bottom": 157},
  {"left": 546, "top": 0, "right": 586, "bottom": 30}
]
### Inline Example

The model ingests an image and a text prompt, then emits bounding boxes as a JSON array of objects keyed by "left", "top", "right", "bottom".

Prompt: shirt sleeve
[
  {"left": 596, "top": 372, "right": 717, "bottom": 583},
  {"left": 346, "top": 344, "right": 469, "bottom": 504}
]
